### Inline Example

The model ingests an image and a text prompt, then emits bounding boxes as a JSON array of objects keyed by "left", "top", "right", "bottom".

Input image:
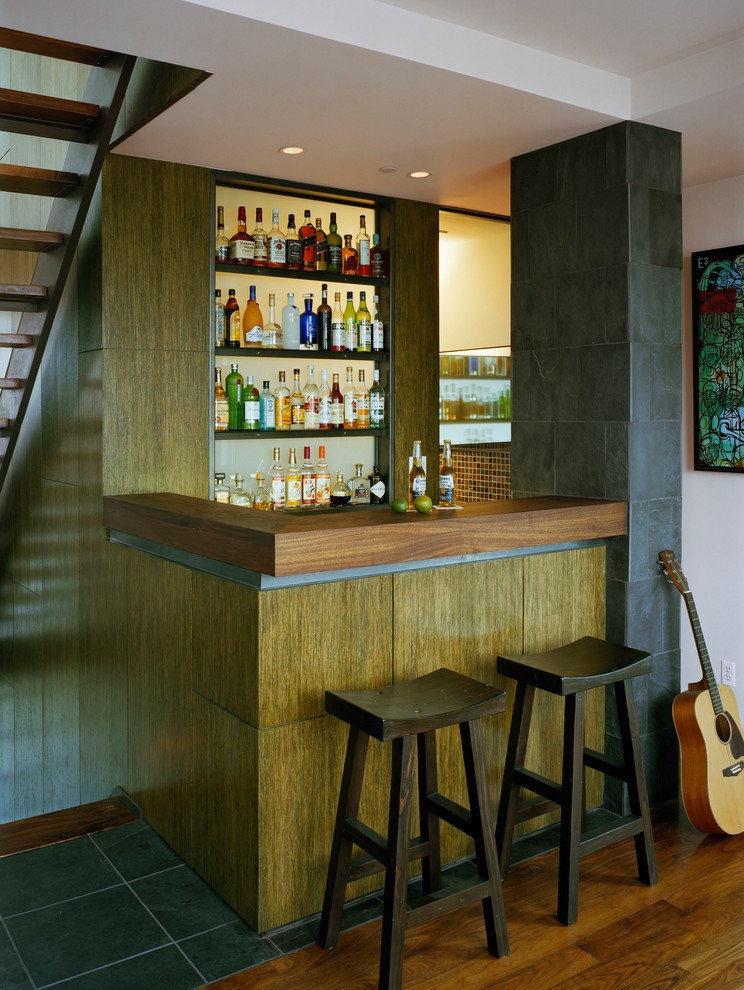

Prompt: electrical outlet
[{"left": 722, "top": 661, "right": 736, "bottom": 687}]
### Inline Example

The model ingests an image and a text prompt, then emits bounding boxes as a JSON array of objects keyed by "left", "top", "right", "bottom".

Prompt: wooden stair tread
[
  {"left": 0, "top": 419, "right": 8, "bottom": 429},
  {"left": 0, "top": 163, "right": 79, "bottom": 197},
  {"left": 0, "top": 88, "right": 100, "bottom": 129},
  {"left": 0, "top": 334, "right": 33, "bottom": 347},
  {"left": 0, "top": 284, "right": 47, "bottom": 301},
  {"left": 0, "top": 379, "right": 22, "bottom": 389},
  {"left": 0, "top": 28, "right": 109, "bottom": 66},
  {"left": 0, "top": 227, "right": 63, "bottom": 252}
]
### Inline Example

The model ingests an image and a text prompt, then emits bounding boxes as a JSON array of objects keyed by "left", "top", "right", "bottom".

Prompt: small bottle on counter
[
  {"left": 439, "top": 439, "right": 457, "bottom": 506},
  {"left": 330, "top": 471, "right": 351, "bottom": 506}
]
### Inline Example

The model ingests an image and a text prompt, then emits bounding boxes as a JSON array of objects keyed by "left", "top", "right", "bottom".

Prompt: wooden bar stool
[
  {"left": 495, "top": 636, "right": 658, "bottom": 926},
  {"left": 318, "top": 667, "right": 510, "bottom": 990}
]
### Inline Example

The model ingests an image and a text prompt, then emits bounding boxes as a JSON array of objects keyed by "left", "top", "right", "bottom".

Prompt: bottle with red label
[
  {"left": 356, "top": 215, "right": 371, "bottom": 276},
  {"left": 299, "top": 210, "right": 316, "bottom": 270},
  {"left": 251, "top": 208, "right": 268, "bottom": 266},
  {"left": 229, "top": 206, "right": 254, "bottom": 264}
]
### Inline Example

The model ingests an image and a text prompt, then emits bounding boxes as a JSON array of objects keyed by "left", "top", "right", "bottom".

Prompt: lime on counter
[
  {"left": 414, "top": 495, "right": 433, "bottom": 514},
  {"left": 391, "top": 497, "right": 408, "bottom": 514}
]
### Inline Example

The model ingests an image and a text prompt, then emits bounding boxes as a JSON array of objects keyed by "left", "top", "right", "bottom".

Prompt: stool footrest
[
  {"left": 406, "top": 876, "right": 492, "bottom": 930},
  {"left": 426, "top": 793, "right": 473, "bottom": 837},
  {"left": 349, "top": 835, "right": 432, "bottom": 882},
  {"left": 583, "top": 747, "right": 627, "bottom": 781},
  {"left": 579, "top": 814, "right": 645, "bottom": 858},
  {"left": 344, "top": 818, "right": 387, "bottom": 866},
  {"left": 513, "top": 794, "right": 558, "bottom": 823},
  {"left": 513, "top": 767, "right": 562, "bottom": 805}
]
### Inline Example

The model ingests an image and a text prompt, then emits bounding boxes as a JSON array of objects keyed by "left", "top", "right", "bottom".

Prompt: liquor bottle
[
  {"left": 330, "top": 471, "right": 351, "bottom": 506},
  {"left": 216, "top": 206, "right": 230, "bottom": 263},
  {"left": 275, "top": 370, "right": 291, "bottom": 430},
  {"left": 327, "top": 211, "right": 343, "bottom": 273},
  {"left": 356, "top": 215, "right": 371, "bottom": 276},
  {"left": 290, "top": 368, "right": 305, "bottom": 428},
  {"left": 372, "top": 294, "right": 384, "bottom": 352},
  {"left": 230, "top": 473, "right": 252, "bottom": 506},
  {"left": 229, "top": 206, "right": 254, "bottom": 264},
  {"left": 251, "top": 208, "right": 268, "bottom": 266},
  {"left": 371, "top": 233, "right": 385, "bottom": 277},
  {"left": 271, "top": 447, "right": 286, "bottom": 508},
  {"left": 267, "top": 209, "right": 286, "bottom": 268},
  {"left": 285, "top": 213, "right": 302, "bottom": 269},
  {"left": 286, "top": 448, "right": 301, "bottom": 508},
  {"left": 299, "top": 209, "right": 316, "bottom": 270},
  {"left": 300, "top": 294, "right": 318, "bottom": 350},
  {"left": 301, "top": 445, "right": 316, "bottom": 508},
  {"left": 439, "top": 439, "right": 457, "bottom": 506},
  {"left": 317, "top": 284, "right": 332, "bottom": 351},
  {"left": 368, "top": 369, "right": 385, "bottom": 429},
  {"left": 259, "top": 379, "right": 276, "bottom": 430},
  {"left": 214, "top": 471, "right": 230, "bottom": 502},
  {"left": 315, "top": 445, "right": 331, "bottom": 506},
  {"left": 369, "top": 466, "right": 386, "bottom": 504},
  {"left": 315, "top": 218, "right": 328, "bottom": 271},
  {"left": 351, "top": 464, "right": 370, "bottom": 505},
  {"left": 343, "top": 365, "right": 358, "bottom": 429},
  {"left": 408, "top": 439, "right": 426, "bottom": 507},
  {"left": 356, "top": 291, "right": 371, "bottom": 352},
  {"left": 252, "top": 472, "right": 273, "bottom": 511},
  {"left": 330, "top": 372, "right": 344, "bottom": 429},
  {"left": 356, "top": 369, "right": 369, "bottom": 428},
  {"left": 215, "top": 289, "right": 225, "bottom": 348},
  {"left": 262, "top": 293, "right": 282, "bottom": 348},
  {"left": 225, "top": 289, "right": 241, "bottom": 347},
  {"left": 242, "top": 374, "right": 260, "bottom": 430},
  {"left": 343, "top": 292, "right": 357, "bottom": 352},
  {"left": 331, "top": 291, "right": 345, "bottom": 352},
  {"left": 242, "top": 285, "right": 263, "bottom": 346},
  {"left": 225, "top": 363, "right": 243, "bottom": 430},
  {"left": 215, "top": 368, "right": 229, "bottom": 431},
  {"left": 342, "top": 234, "right": 358, "bottom": 275},
  {"left": 318, "top": 369, "right": 331, "bottom": 429},
  {"left": 282, "top": 291, "right": 300, "bottom": 350},
  {"left": 303, "top": 365, "right": 319, "bottom": 428}
]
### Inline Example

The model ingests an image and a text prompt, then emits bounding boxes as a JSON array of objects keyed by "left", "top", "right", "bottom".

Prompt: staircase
[{"left": 0, "top": 28, "right": 135, "bottom": 492}]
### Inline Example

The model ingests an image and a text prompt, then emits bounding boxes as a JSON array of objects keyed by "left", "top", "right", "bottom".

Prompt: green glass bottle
[
  {"left": 343, "top": 292, "right": 357, "bottom": 352},
  {"left": 327, "top": 211, "right": 342, "bottom": 273},
  {"left": 225, "top": 362, "right": 243, "bottom": 430}
]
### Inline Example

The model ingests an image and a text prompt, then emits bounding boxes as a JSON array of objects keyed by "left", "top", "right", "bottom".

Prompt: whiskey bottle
[
  {"left": 351, "top": 464, "right": 370, "bottom": 505},
  {"left": 285, "top": 213, "right": 302, "bottom": 270},
  {"left": 252, "top": 472, "right": 273, "bottom": 511},
  {"left": 275, "top": 370, "right": 291, "bottom": 430},
  {"left": 368, "top": 369, "right": 385, "bottom": 429},
  {"left": 300, "top": 294, "right": 318, "bottom": 350},
  {"left": 371, "top": 233, "right": 385, "bottom": 277},
  {"left": 286, "top": 448, "right": 301, "bottom": 509},
  {"left": 315, "top": 218, "right": 328, "bottom": 271},
  {"left": 356, "top": 291, "right": 371, "bottom": 352},
  {"left": 409, "top": 440, "right": 426, "bottom": 507},
  {"left": 343, "top": 365, "right": 358, "bottom": 429},
  {"left": 356, "top": 369, "right": 369, "bottom": 428},
  {"left": 343, "top": 292, "right": 357, "bottom": 352},
  {"left": 251, "top": 208, "right": 268, "bottom": 266},
  {"left": 282, "top": 292, "right": 300, "bottom": 350},
  {"left": 230, "top": 473, "right": 252, "bottom": 506},
  {"left": 372, "top": 294, "right": 384, "bottom": 352},
  {"left": 331, "top": 291, "right": 345, "bottom": 352},
  {"left": 330, "top": 471, "right": 351, "bottom": 506},
  {"left": 215, "top": 289, "right": 225, "bottom": 348},
  {"left": 301, "top": 446, "right": 316, "bottom": 508},
  {"left": 303, "top": 365, "right": 319, "bottom": 429},
  {"left": 259, "top": 380, "right": 276, "bottom": 430},
  {"left": 342, "top": 234, "right": 358, "bottom": 275},
  {"left": 330, "top": 372, "right": 344, "bottom": 429},
  {"left": 317, "top": 284, "right": 332, "bottom": 351},
  {"left": 290, "top": 368, "right": 305, "bottom": 428},
  {"left": 229, "top": 206, "right": 254, "bottom": 264},
  {"left": 315, "top": 445, "right": 331, "bottom": 506},
  {"left": 216, "top": 206, "right": 230, "bottom": 263},
  {"left": 242, "top": 374, "right": 260, "bottom": 430},
  {"left": 242, "top": 285, "right": 263, "bottom": 346},
  {"left": 356, "top": 215, "right": 371, "bottom": 276},
  {"left": 327, "top": 212, "right": 342, "bottom": 273},
  {"left": 267, "top": 209, "right": 286, "bottom": 268},
  {"left": 225, "top": 289, "right": 241, "bottom": 348},
  {"left": 215, "top": 368, "right": 229, "bottom": 431},
  {"left": 214, "top": 471, "right": 230, "bottom": 502},
  {"left": 299, "top": 210, "right": 316, "bottom": 270},
  {"left": 271, "top": 447, "right": 286, "bottom": 508},
  {"left": 225, "top": 363, "right": 243, "bottom": 431},
  {"left": 318, "top": 369, "right": 332, "bottom": 428},
  {"left": 262, "top": 293, "right": 282, "bottom": 349},
  {"left": 439, "top": 439, "right": 457, "bottom": 506}
]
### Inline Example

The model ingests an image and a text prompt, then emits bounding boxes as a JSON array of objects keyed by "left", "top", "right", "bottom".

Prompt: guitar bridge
[{"left": 723, "top": 762, "right": 743, "bottom": 777}]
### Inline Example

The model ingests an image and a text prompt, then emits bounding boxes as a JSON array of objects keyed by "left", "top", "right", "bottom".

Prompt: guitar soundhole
[{"left": 716, "top": 713, "right": 732, "bottom": 744}]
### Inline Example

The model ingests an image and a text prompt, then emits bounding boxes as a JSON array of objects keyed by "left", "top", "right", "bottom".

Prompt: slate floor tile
[
  {"left": 131, "top": 864, "right": 241, "bottom": 941},
  {"left": 180, "top": 920, "right": 280, "bottom": 982},
  {"left": 46, "top": 945, "right": 204, "bottom": 990},
  {"left": 0, "top": 923, "right": 33, "bottom": 990},
  {"left": 92, "top": 821, "right": 184, "bottom": 880}
]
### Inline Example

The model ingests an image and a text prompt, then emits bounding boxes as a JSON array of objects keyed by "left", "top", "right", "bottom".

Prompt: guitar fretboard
[{"left": 684, "top": 589, "right": 724, "bottom": 716}]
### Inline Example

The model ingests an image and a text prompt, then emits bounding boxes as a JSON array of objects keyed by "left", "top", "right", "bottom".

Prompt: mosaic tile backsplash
[{"left": 438, "top": 443, "right": 512, "bottom": 501}]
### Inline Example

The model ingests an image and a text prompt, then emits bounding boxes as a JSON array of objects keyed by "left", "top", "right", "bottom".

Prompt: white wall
[{"left": 681, "top": 175, "right": 744, "bottom": 708}]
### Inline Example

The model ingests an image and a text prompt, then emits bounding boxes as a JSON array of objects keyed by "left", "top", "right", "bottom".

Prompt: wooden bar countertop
[{"left": 103, "top": 493, "right": 627, "bottom": 578}]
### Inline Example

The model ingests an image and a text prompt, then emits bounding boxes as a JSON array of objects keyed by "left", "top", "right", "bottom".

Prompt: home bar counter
[{"left": 103, "top": 493, "right": 626, "bottom": 932}]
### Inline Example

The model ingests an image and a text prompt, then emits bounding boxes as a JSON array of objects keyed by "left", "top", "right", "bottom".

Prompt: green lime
[
  {"left": 414, "top": 495, "right": 433, "bottom": 514},
  {"left": 391, "top": 497, "right": 408, "bottom": 514}
]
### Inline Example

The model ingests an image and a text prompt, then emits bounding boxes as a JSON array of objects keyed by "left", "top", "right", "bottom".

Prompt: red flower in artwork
[{"left": 699, "top": 288, "right": 737, "bottom": 313}]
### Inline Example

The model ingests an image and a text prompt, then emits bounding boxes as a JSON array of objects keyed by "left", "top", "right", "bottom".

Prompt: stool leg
[
  {"left": 380, "top": 734, "right": 416, "bottom": 990},
  {"left": 614, "top": 680, "right": 658, "bottom": 886},
  {"left": 557, "top": 691, "right": 585, "bottom": 926},
  {"left": 318, "top": 725, "right": 369, "bottom": 949},
  {"left": 495, "top": 680, "right": 535, "bottom": 879},
  {"left": 417, "top": 730, "right": 442, "bottom": 895},
  {"left": 460, "top": 719, "right": 509, "bottom": 958}
]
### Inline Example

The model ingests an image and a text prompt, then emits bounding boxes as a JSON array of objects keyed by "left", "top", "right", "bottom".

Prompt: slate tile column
[{"left": 510, "top": 121, "right": 682, "bottom": 807}]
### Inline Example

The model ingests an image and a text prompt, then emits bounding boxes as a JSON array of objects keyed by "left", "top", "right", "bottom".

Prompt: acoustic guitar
[{"left": 660, "top": 549, "right": 744, "bottom": 834}]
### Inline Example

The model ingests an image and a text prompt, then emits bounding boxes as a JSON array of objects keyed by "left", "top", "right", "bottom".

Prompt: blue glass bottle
[{"left": 299, "top": 293, "right": 318, "bottom": 350}]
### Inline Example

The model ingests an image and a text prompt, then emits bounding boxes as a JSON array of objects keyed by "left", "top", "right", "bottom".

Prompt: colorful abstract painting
[{"left": 692, "top": 245, "right": 744, "bottom": 472}]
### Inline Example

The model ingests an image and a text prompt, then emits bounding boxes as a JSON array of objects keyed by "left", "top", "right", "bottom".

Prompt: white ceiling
[{"left": 5, "top": 0, "right": 744, "bottom": 214}]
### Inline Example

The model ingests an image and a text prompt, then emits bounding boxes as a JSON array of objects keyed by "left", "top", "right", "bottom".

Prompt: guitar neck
[{"left": 683, "top": 589, "right": 724, "bottom": 714}]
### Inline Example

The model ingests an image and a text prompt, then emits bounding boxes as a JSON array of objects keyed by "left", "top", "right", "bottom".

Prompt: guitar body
[{"left": 673, "top": 681, "right": 744, "bottom": 835}]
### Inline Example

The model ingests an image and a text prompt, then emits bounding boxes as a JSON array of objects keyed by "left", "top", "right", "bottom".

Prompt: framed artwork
[{"left": 691, "top": 245, "right": 744, "bottom": 472}]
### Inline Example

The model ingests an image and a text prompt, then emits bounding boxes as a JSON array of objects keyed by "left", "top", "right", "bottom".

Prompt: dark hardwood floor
[
  {"left": 207, "top": 801, "right": 744, "bottom": 990},
  {"left": 0, "top": 797, "right": 137, "bottom": 858}
]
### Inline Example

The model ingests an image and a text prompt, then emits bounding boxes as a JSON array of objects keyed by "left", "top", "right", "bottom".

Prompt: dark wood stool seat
[
  {"left": 319, "top": 667, "right": 510, "bottom": 990},
  {"left": 495, "top": 636, "right": 658, "bottom": 926}
]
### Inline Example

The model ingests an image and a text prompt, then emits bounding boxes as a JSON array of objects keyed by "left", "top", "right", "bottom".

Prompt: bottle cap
[
  {"left": 319, "top": 445, "right": 326, "bottom": 457},
  {"left": 304, "top": 446, "right": 311, "bottom": 458}
]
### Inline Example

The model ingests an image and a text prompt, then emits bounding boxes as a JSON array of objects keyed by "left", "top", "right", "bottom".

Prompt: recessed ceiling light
[
  {"left": 408, "top": 170, "right": 431, "bottom": 179},
  {"left": 378, "top": 165, "right": 398, "bottom": 173},
  {"left": 279, "top": 146, "right": 305, "bottom": 155}
]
